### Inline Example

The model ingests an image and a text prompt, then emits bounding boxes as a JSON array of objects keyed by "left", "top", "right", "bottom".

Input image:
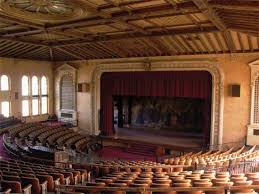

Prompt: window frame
[
  {"left": 21, "top": 75, "right": 49, "bottom": 117},
  {"left": 1, "top": 101, "right": 10, "bottom": 118},
  {"left": 0, "top": 74, "right": 10, "bottom": 91}
]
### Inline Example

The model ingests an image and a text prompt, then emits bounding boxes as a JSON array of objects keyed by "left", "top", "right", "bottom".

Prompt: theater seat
[
  {"left": 49, "top": 172, "right": 65, "bottom": 185},
  {"left": 1, "top": 180, "right": 32, "bottom": 194},
  {"left": 21, "top": 176, "right": 47, "bottom": 194},
  {"left": 36, "top": 174, "right": 55, "bottom": 192}
]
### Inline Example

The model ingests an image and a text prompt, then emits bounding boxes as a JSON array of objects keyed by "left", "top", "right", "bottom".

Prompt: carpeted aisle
[{"left": 97, "top": 146, "right": 156, "bottom": 161}]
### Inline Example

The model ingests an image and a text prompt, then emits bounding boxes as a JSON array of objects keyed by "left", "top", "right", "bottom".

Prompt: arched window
[
  {"left": 22, "top": 76, "right": 29, "bottom": 96},
  {"left": 41, "top": 76, "right": 47, "bottom": 95},
  {"left": 1, "top": 75, "right": 9, "bottom": 91},
  {"left": 41, "top": 76, "right": 48, "bottom": 114},
  {"left": 32, "top": 76, "right": 39, "bottom": 96},
  {"left": 61, "top": 74, "right": 75, "bottom": 110}
]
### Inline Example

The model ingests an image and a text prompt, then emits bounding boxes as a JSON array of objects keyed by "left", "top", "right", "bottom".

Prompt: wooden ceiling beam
[
  {"left": 55, "top": 47, "right": 84, "bottom": 60},
  {"left": 210, "top": 1, "right": 259, "bottom": 12},
  {"left": 179, "top": 35, "right": 195, "bottom": 53},
  {"left": 98, "top": 0, "right": 155, "bottom": 10},
  {"left": 0, "top": 13, "right": 44, "bottom": 29},
  {"left": 0, "top": 5, "right": 199, "bottom": 39},
  {"left": 174, "top": 35, "right": 191, "bottom": 54},
  {"left": 49, "top": 47, "right": 54, "bottom": 61},
  {"left": 97, "top": 42, "right": 126, "bottom": 58},
  {"left": 1, "top": 43, "right": 28, "bottom": 55},
  {"left": 248, "top": 35, "right": 254, "bottom": 52},
  {"left": 0, "top": 41, "right": 18, "bottom": 51},
  {"left": 21, "top": 46, "right": 46, "bottom": 57},
  {"left": 2, "top": 29, "right": 44, "bottom": 37},
  {"left": 188, "top": 34, "right": 203, "bottom": 53},
  {"left": 214, "top": 32, "right": 225, "bottom": 53},
  {"left": 237, "top": 32, "right": 244, "bottom": 53},
  {"left": 168, "top": 36, "right": 186, "bottom": 54},
  {"left": 159, "top": 37, "right": 177, "bottom": 55},
  {"left": 192, "top": 0, "right": 236, "bottom": 52},
  {"left": 212, "top": 4, "right": 259, "bottom": 12},
  {"left": 46, "top": 4, "right": 199, "bottom": 30},
  {"left": 165, "top": 0, "right": 177, "bottom": 7},
  {"left": 15, "top": 46, "right": 41, "bottom": 57},
  {"left": 78, "top": 1, "right": 149, "bottom": 34},
  {"left": 204, "top": 33, "right": 217, "bottom": 53},
  {"left": 52, "top": 26, "right": 218, "bottom": 47},
  {"left": 0, "top": 37, "right": 48, "bottom": 46}
]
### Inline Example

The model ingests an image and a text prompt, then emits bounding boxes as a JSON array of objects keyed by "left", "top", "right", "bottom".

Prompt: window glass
[
  {"left": 1, "top": 101, "right": 10, "bottom": 117},
  {"left": 22, "top": 76, "right": 29, "bottom": 96},
  {"left": 32, "top": 98, "right": 39, "bottom": 115},
  {"left": 32, "top": 76, "right": 38, "bottom": 96},
  {"left": 22, "top": 100, "right": 29, "bottom": 116},
  {"left": 0, "top": 75, "right": 9, "bottom": 91},
  {"left": 41, "top": 97, "right": 48, "bottom": 114}
]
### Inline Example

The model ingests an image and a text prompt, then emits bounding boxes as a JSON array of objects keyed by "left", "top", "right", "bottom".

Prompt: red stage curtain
[{"left": 101, "top": 71, "right": 212, "bottom": 136}]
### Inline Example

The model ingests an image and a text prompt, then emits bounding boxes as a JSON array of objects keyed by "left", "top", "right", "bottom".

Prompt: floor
[
  {"left": 112, "top": 127, "right": 204, "bottom": 149},
  {"left": 96, "top": 146, "right": 156, "bottom": 161}
]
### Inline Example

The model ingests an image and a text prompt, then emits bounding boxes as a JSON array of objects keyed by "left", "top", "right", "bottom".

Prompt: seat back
[
  {"left": 37, "top": 174, "right": 55, "bottom": 192},
  {"left": 2, "top": 175, "right": 20, "bottom": 182},
  {"left": 21, "top": 176, "right": 41, "bottom": 194},
  {"left": 1, "top": 180, "right": 23, "bottom": 193}
]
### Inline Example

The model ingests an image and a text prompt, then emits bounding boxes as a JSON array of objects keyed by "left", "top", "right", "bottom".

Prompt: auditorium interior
[{"left": 0, "top": 0, "right": 259, "bottom": 193}]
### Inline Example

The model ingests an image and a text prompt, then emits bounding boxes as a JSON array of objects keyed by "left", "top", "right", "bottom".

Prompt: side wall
[
  {"left": 0, "top": 57, "right": 54, "bottom": 122},
  {"left": 70, "top": 53, "right": 258, "bottom": 144}
]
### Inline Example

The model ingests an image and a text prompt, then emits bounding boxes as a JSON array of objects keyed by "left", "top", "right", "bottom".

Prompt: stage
[{"left": 102, "top": 127, "right": 206, "bottom": 151}]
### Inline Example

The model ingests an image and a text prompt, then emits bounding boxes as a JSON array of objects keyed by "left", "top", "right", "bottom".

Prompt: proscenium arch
[{"left": 90, "top": 60, "right": 224, "bottom": 147}]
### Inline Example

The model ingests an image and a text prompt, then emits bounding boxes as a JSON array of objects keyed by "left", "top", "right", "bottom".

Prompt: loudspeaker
[
  {"left": 78, "top": 83, "right": 90, "bottom": 92},
  {"left": 231, "top": 84, "right": 240, "bottom": 97}
]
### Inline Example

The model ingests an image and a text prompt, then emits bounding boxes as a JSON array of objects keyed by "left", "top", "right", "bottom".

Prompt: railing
[
  {"left": 205, "top": 140, "right": 246, "bottom": 151},
  {"left": 196, "top": 159, "right": 259, "bottom": 174},
  {"left": 159, "top": 141, "right": 248, "bottom": 162},
  {"left": 56, "top": 185, "right": 259, "bottom": 194}
]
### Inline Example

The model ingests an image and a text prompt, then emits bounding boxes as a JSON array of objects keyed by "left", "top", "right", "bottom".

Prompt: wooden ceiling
[{"left": 0, "top": 0, "right": 258, "bottom": 61}]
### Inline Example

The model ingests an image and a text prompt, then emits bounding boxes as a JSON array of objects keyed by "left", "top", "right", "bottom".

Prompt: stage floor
[{"left": 108, "top": 127, "right": 205, "bottom": 149}]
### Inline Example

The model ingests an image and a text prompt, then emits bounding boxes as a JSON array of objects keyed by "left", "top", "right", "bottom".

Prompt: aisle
[{"left": 97, "top": 146, "right": 156, "bottom": 161}]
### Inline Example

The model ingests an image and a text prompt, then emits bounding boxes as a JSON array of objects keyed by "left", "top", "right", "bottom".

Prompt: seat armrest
[
  {"left": 22, "top": 184, "right": 32, "bottom": 194},
  {"left": 3, "top": 188, "right": 11, "bottom": 194},
  {"left": 40, "top": 180, "right": 48, "bottom": 194},
  {"left": 81, "top": 172, "right": 87, "bottom": 184},
  {"left": 74, "top": 174, "right": 79, "bottom": 185},
  {"left": 64, "top": 177, "right": 70, "bottom": 185},
  {"left": 54, "top": 178, "right": 60, "bottom": 186}
]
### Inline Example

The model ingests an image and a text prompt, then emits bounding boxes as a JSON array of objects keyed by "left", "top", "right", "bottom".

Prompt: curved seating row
[
  {"left": 58, "top": 170, "right": 259, "bottom": 194},
  {"left": 0, "top": 158, "right": 88, "bottom": 194},
  {"left": 162, "top": 146, "right": 259, "bottom": 169},
  {"left": 3, "top": 123, "right": 91, "bottom": 153},
  {"left": 0, "top": 115, "right": 21, "bottom": 130}
]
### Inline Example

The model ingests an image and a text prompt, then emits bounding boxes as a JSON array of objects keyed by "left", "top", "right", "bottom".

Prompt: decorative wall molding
[
  {"left": 247, "top": 59, "right": 259, "bottom": 145},
  {"left": 90, "top": 60, "right": 224, "bottom": 146},
  {"left": 55, "top": 64, "right": 78, "bottom": 124}
]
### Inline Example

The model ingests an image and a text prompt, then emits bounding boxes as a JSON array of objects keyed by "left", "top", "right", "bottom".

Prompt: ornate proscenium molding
[
  {"left": 144, "top": 59, "right": 152, "bottom": 71},
  {"left": 90, "top": 59, "right": 224, "bottom": 147},
  {"left": 247, "top": 58, "right": 259, "bottom": 145}
]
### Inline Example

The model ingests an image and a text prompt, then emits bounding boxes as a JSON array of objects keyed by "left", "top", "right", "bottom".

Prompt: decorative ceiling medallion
[{"left": 0, "top": 0, "right": 88, "bottom": 22}]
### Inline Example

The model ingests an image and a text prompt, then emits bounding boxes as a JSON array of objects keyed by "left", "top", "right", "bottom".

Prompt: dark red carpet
[{"left": 97, "top": 146, "right": 156, "bottom": 161}]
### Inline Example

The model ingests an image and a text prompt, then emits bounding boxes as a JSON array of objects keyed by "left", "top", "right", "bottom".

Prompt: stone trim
[{"left": 91, "top": 60, "right": 224, "bottom": 146}]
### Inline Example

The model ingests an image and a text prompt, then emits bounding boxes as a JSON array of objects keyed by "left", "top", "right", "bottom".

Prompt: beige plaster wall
[
  {"left": 69, "top": 53, "right": 259, "bottom": 144},
  {"left": 0, "top": 57, "right": 54, "bottom": 122}
]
